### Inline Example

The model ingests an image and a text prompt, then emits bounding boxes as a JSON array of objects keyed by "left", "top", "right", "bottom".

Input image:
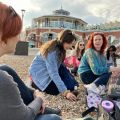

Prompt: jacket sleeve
[
  {"left": 0, "top": 70, "right": 43, "bottom": 120},
  {"left": 45, "top": 51, "right": 67, "bottom": 93},
  {"left": 86, "top": 50, "right": 109, "bottom": 75}
]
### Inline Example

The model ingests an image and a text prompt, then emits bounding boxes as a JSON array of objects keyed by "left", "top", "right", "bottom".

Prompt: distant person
[
  {"left": 78, "top": 32, "right": 120, "bottom": 94},
  {"left": 0, "top": 2, "right": 61, "bottom": 120},
  {"left": 71, "top": 40, "right": 85, "bottom": 76},
  {"left": 75, "top": 40, "right": 85, "bottom": 61},
  {"left": 64, "top": 40, "right": 85, "bottom": 76},
  {"left": 106, "top": 45, "right": 120, "bottom": 67},
  {"left": 64, "top": 48, "right": 77, "bottom": 68},
  {"left": 29, "top": 30, "right": 79, "bottom": 101}
]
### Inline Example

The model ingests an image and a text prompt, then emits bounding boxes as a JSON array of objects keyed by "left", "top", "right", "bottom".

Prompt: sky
[{"left": 1, "top": 0, "right": 120, "bottom": 28}]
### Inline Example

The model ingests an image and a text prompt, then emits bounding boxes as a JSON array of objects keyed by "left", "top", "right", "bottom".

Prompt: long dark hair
[
  {"left": 106, "top": 45, "right": 117, "bottom": 60},
  {"left": 40, "top": 29, "right": 76, "bottom": 62}
]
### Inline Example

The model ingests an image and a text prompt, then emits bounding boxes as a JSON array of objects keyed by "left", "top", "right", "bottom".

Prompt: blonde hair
[
  {"left": 40, "top": 29, "right": 76, "bottom": 61},
  {"left": 75, "top": 40, "right": 85, "bottom": 58}
]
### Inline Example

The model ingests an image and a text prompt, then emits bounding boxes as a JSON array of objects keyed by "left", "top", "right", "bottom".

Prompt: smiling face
[{"left": 93, "top": 35, "right": 103, "bottom": 51}]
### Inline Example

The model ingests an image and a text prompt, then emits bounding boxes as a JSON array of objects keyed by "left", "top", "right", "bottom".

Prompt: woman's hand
[
  {"left": 110, "top": 66, "right": 120, "bottom": 73},
  {"left": 66, "top": 92, "right": 77, "bottom": 101},
  {"left": 40, "top": 103, "right": 45, "bottom": 114},
  {"left": 34, "top": 90, "right": 44, "bottom": 100},
  {"left": 34, "top": 90, "right": 46, "bottom": 114},
  {"left": 67, "top": 63, "right": 73, "bottom": 68},
  {"left": 112, "top": 70, "right": 120, "bottom": 77}
]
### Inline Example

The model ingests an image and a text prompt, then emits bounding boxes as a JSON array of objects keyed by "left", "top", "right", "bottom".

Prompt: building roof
[
  {"left": 53, "top": 8, "right": 70, "bottom": 16},
  {"left": 34, "top": 15, "right": 87, "bottom": 25},
  {"left": 33, "top": 8, "right": 87, "bottom": 25}
]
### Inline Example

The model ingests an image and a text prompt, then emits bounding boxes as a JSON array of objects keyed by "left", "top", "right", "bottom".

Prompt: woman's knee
[
  {"left": 0, "top": 65, "right": 14, "bottom": 72},
  {"left": 49, "top": 114, "right": 61, "bottom": 120},
  {"left": 0, "top": 65, "right": 19, "bottom": 79}
]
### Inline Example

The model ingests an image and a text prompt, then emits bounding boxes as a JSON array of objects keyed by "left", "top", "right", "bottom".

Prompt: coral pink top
[{"left": 64, "top": 55, "right": 80, "bottom": 68}]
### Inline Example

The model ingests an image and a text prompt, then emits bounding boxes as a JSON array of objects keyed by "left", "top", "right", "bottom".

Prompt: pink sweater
[{"left": 64, "top": 55, "right": 80, "bottom": 68}]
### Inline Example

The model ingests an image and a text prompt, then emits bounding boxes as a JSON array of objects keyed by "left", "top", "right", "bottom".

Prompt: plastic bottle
[{"left": 72, "top": 86, "right": 79, "bottom": 97}]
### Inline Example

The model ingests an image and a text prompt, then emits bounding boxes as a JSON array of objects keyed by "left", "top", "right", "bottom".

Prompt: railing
[{"left": 26, "top": 25, "right": 120, "bottom": 32}]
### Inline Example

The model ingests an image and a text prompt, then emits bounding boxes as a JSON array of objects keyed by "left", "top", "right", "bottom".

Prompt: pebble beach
[{"left": 0, "top": 54, "right": 87, "bottom": 120}]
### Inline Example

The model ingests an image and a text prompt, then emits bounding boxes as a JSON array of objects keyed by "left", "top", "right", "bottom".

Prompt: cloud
[
  {"left": 2, "top": 0, "right": 120, "bottom": 28},
  {"left": 84, "top": 0, "right": 120, "bottom": 22}
]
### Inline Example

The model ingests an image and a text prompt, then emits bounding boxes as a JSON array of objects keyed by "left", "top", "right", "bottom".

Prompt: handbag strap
[{"left": 82, "top": 107, "right": 98, "bottom": 117}]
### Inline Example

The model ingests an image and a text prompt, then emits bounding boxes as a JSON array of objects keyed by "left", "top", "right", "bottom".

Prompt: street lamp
[
  {"left": 21, "top": 9, "right": 25, "bottom": 41},
  {"left": 21, "top": 9, "right": 25, "bottom": 22}
]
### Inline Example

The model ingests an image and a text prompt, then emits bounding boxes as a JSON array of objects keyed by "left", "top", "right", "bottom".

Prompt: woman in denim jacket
[{"left": 30, "top": 30, "right": 79, "bottom": 101}]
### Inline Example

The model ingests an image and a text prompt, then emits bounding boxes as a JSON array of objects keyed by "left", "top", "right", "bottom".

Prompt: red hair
[
  {"left": 86, "top": 32, "right": 107, "bottom": 54},
  {"left": 0, "top": 2, "right": 22, "bottom": 43}
]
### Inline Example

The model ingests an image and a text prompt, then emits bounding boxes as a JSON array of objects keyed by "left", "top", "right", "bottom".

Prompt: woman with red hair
[
  {"left": 0, "top": 2, "right": 61, "bottom": 120},
  {"left": 78, "top": 32, "right": 120, "bottom": 94}
]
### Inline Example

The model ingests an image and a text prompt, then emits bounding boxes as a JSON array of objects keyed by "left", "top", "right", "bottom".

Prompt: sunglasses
[
  {"left": 79, "top": 44, "right": 84, "bottom": 46},
  {"left": 9, "top": 6, "right": 17, "bottom": 17}
]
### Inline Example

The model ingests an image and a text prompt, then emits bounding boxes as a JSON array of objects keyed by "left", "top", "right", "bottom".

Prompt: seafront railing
[{"left": 26, "top": 25, "right": 120, "bottom": 32}]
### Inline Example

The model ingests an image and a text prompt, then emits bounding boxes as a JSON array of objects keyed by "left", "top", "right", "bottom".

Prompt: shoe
[
  {"left": 84, "top": 83, "right": 100, "bottom": 94},
  {"left": 44, "top": 107, "right": 61, "bottom": 115}
]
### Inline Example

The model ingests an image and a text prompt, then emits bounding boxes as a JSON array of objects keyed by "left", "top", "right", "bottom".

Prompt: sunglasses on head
[{"left": 9, "top": 6, "right": 17, "bottom": 17}]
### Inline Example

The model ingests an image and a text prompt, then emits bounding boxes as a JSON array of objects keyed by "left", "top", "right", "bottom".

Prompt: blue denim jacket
[{"left": 29, "top": 50, "right": 67, "bottom": 93}]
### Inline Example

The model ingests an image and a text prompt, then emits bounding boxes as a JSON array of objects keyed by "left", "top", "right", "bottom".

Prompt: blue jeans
[
  {"left": 45, "top": 64, "right": 78, "bottom": 95},
  {"left": 32, "top": 64, "right": 79, "bottom": 95},
  {"left": 35, "top": 114, "right": 61, "bottom": 120},
  {"left": 0, "top": 65, "right": 61, "bottom": 119},
  {"left": 0, "top": 65, "right": 34, "bottom": 105},
  {"left": 80, "top": 70, "right": 112, "bottom": 86},
  {"left": 58, "top": 64, "right": 79, "bottom": 90}
]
